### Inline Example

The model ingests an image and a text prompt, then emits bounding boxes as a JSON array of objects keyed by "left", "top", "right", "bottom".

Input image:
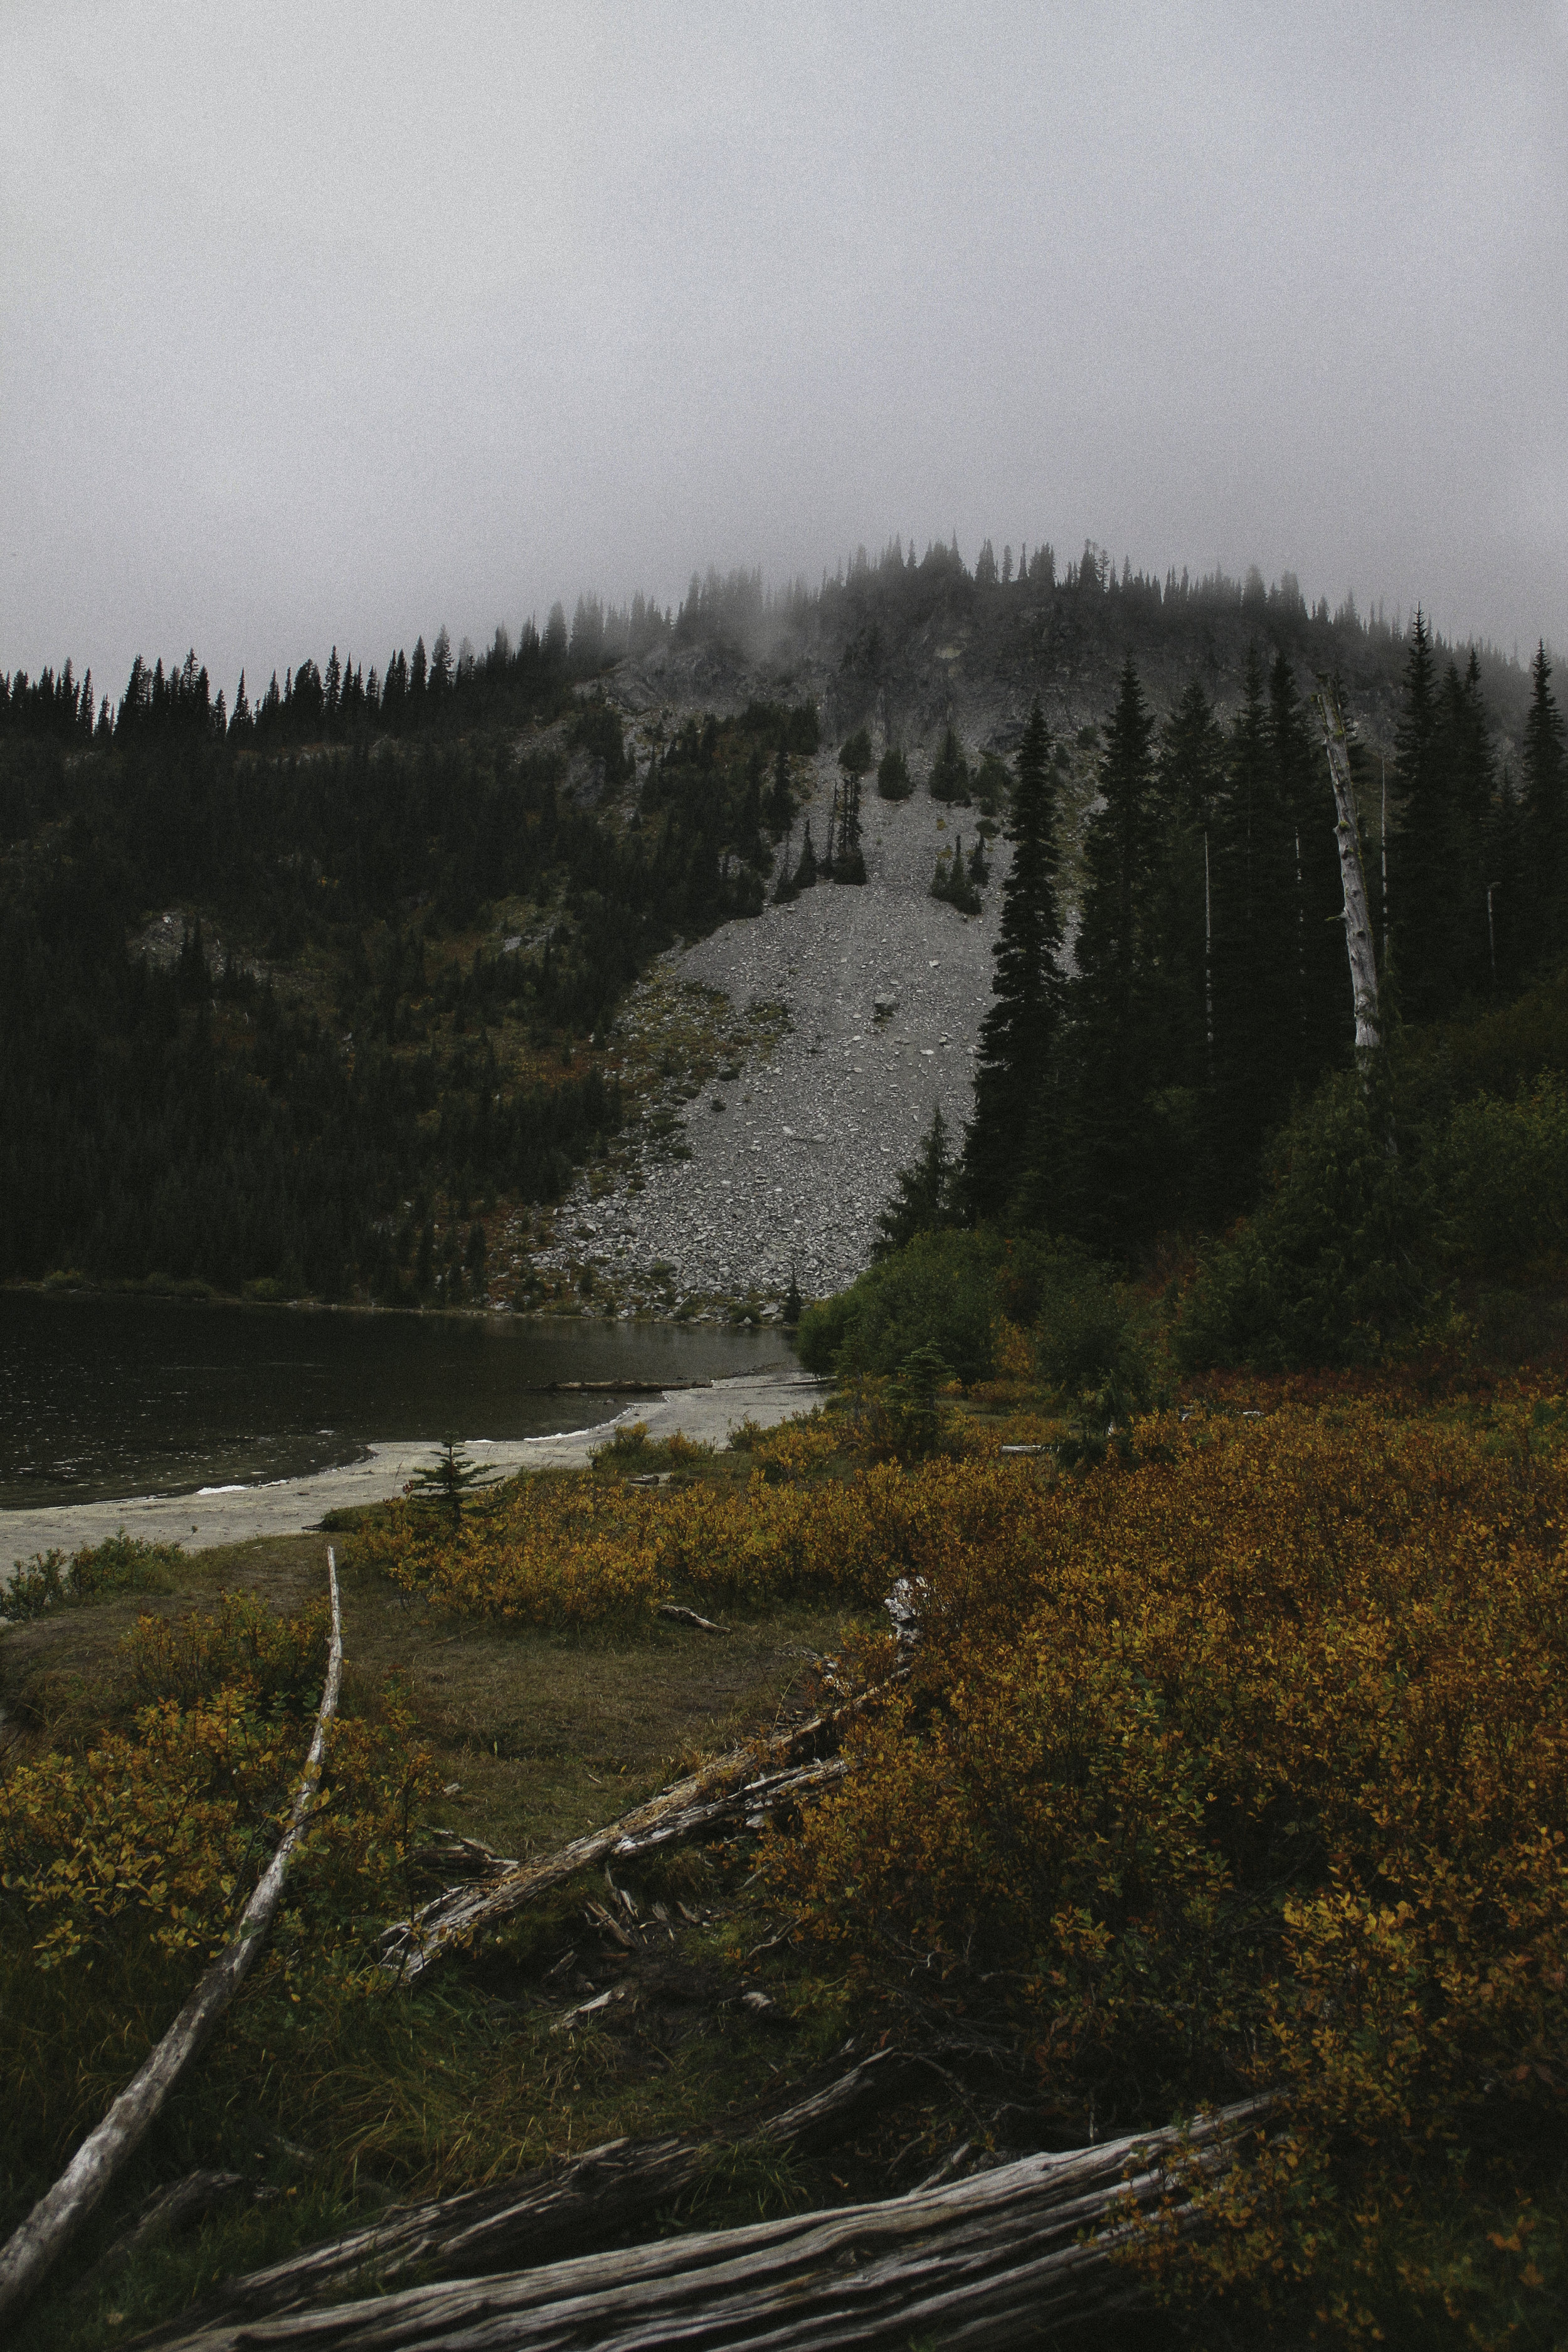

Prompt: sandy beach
[{"left": 2, "top": 1365, "right": 827, "bottom": 1571}]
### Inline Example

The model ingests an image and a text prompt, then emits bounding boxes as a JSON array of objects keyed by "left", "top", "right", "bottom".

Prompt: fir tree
[
  {"left": 1052, "top": 658, "right": 1166, "bottom": 1248},
  {"left": 1210, "top": 647, "right": 1295, "bottom": 1202},
  {"left": 961, "top": 698, "right": 1062, "bottom": 1224},
  {"left": 1522, "top": 642, "right": 1565, "bottom": 965},
  {"left": 1389, "top": 610, "right": 1452, "bottom": 1019},
  {"left": 929, "top": 726, "right": 972, "bottom": 805},
  {"left": 875, "top": 1104, "right": 957, "bottom": 1256}
]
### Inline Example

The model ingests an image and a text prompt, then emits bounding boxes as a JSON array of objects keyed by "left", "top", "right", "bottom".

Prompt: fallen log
[
  {"left": 379, "top": 1678, "right": 896, "bottom": 1984},
  {"left": 0, "top": 1549, "right": 346, "bottom": 2329},
  {"left": 656, "top": 1602, "right": 731, "bottom": 1633},
  {"left": 127, "top": 2048, "right": 926, "bottom": 2341},
  {"left": 134, "top": 2096, "right": 1277, "bottom": 2352}
]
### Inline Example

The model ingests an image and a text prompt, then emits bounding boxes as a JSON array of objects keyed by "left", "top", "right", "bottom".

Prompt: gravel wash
[{"left": 531, "top": 756, "right": 1009, "bottom": 1311}]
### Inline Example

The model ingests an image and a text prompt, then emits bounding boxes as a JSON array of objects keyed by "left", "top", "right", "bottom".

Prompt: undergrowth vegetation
[
  {"left": 1, "top": 1592, "right": 437, "bottom": 2234},
  {"left": 1, "top": 1534, "right": 184, "bottom": 1623},
  {"left": 763, "top": 1396, "right": 1568, "bottom": 2344},
  {"left": 7, "top": 1369, "right": 1568, "bottom": 2348}
]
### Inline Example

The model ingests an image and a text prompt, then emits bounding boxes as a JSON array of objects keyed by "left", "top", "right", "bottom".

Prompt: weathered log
[
  {"left": 134, "top": 2096, "right": 1276, "bottom": 2352},
  {"left": 379, "top": 1680, "right": 896, "bottom": 1984},
  {"left": 0, "top": 1550, "right": 346, "bottom": 2329},
  {"left": 127, "top": 2048, "right": 927, "bottom": 2341},
  {"left": 656, "top": 1603, "right": 731, "bottom": 1634}
]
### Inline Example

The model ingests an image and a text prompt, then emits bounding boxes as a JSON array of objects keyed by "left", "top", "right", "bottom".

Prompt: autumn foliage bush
[
  {"left": 759, "top": 1401, "right": 1567, "bottom": 2340},
  {"left": 0, "top": 1593, "right": 436, "bottom": 2216}
]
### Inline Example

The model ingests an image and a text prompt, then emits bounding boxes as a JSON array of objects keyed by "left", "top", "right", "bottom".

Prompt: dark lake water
[{"left": 0, "top": 1293, "right": 793, "bottom": 1512}]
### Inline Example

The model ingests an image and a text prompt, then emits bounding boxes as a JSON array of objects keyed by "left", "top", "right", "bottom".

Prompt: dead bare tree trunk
[
  {"left": 0, "top": 1550, "right": 345, "bottom": 2330},
  {"left": 1316, "top": 686, "right": 1382, "bottom": 1057},
  {"left": 129, "top": 2049, "right": 929, "bottom": 2339},
  {"left": 137, "top": 2097, "right": 1276, "bottom": 2352},
  {"left": 379, "top": 1679, "right": 898, "bottom": 1986}
]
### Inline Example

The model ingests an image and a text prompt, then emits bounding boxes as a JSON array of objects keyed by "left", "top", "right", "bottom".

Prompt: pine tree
[
  {"left": 1522, "top": 642, "right": 1566, "bottom": 966},
  {"left": 1147, "top": 678, "right": 1226, "bottom": 1221},
  {"left": 930, "top": 727, "right": 972, "bottom": 805},
  {"left": 875, "top": 1104, "right": 957, "bottom": 1255},
  {"left": 1052, "top": 658, "right": 1166, "bottom": 1248},
  {"left": 1388, "top": 610, "right": 1453, "bottom": 1019},
  {"left": 961, "top": 698, "right": 1062, "bottom": 1224},
  {"left": 406, "top": 1434, "right": 500, "bottom": 1527},
  {"left": 1210, "top": 648, "right": 1294, "bottom": 1202}
]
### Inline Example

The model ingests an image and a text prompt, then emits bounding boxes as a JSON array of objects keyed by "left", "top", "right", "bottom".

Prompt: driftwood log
[
  {"left": 0, "top": 1549, "right": 346, "bottom": 2329},
  {"left": 379, "top": 1679, "right": 896, "bottom": 1984},
  {"left": 136, "top": 2097, "right": 1276, "bottom": 2352},
  {"left": 129, "top": 2048, "right": 928, "bottom": 2340}
]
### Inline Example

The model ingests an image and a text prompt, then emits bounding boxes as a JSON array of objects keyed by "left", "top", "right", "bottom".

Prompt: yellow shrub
[{"left": 762, "top": 1404, "right": 1568, "bottom": 2337}]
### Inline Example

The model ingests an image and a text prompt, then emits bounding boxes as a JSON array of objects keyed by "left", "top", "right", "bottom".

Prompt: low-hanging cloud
[{"left": 3, "top": 1, "right": 1564, "bottom": 701}]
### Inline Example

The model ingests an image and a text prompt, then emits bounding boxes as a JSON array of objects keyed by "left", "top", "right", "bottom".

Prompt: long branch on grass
[
  {"left": 0, "top": 1549, "right": 345, "bottom": 2329},
  {"left": 135, "top": 2096, "right": 1278, "bottom": 2352},
  {"left": 129, "top": 2047, "right": 930, "bottom": 2336},
  {"left": 378, "top": 1675, "right": 901, "bottom": 1984}
]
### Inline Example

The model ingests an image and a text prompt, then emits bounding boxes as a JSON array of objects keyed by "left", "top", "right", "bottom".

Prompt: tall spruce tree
[
  {"left": 1388, "top": 608, "right": 1448, "bottom": 1018},
  {"left": 1149, "top": 677, "right": 1226, "bottom": 1222},
  {"left": 961, "top": 698, "right": 1062, "bottom": 1224},
  {"left": 1522, "top": 642, "right": 1566, "bottom": 967},
  {"left": 1051, "top": 659, "right": 1167, "bottom": 1249},
  {"left": 1210, "top": 647, "right": 1295, "bottom": 1204},
  {"left": 1436, "top": 650, "right": 1496, "bottom": 1001}
]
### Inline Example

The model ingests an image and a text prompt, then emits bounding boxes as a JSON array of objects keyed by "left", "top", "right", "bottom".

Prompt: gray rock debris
[{"left": 532, "top": 758, "right": 1008, "bottom": 1305}]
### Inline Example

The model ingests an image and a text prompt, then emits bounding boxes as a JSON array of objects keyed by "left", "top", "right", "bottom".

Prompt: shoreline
[{"left": 2, "top": 1367, "right": 828, "bottom": 1569}]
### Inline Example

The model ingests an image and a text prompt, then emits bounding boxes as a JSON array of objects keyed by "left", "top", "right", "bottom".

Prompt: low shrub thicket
[
  {"left": 1, "top": 1532, "right": 184, "bottom": 1621},
  {"left": 0, "top": 1593, "right": 435, "bottom": 2216},
  {"left": 797, "top": 1227, "right": 1152, "bottom": 1402},
  {"left": 763, "top": 1400, "right": 1568, "bottom": 2342}
]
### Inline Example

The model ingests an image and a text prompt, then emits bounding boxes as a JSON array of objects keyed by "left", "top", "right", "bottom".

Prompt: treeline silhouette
[
  {"left": 961, "top": 623, "right": 1565, "bottom": 1254},
  {"left": 0, "top": 637, "right": 816, "bottom": 1297},
  {"left": 2, "top": 540, "right": 1552, "bottom": 1306}
]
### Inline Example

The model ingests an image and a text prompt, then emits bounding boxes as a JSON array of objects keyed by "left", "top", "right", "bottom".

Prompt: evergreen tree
[
  {"left": 929, "top": 726, "right": 971, "bottom": 804},
  {"left": 874, "top": 1104, "right": 957, "bottom": 1255},
  {"left": 1210, "top": 648, "right": 1295, "bottom": 1203},
  {"left": 1052, "top": 658, "right": 1167, "bottom": 1248},
  {"left": 877, "top": 745, "right": 912, "bottom": 800},
  {"left": 1388, "top": 610, "right": 1453, "bottom": 1019},
  {"left": 406, "top": 1434, "right": 501, "bottom": 1527},
  {"left": 961, "top": 698, "right": 1062, "bottom": 1224},
  {"left": 1522, "top": 641, "right": 1566, "bottom": 966},
  {"left": 792, "top": 820, "right": 818, "bottom": 891},
  {"left": 1148, "top": 677, "right": 1226, "bottom": 1221},
  {"left": 1436, "top": 650, "right": 1496, "bottom": 1000},
  {"left": 765, "top": 742, "right": 793, "bottom": 835}
]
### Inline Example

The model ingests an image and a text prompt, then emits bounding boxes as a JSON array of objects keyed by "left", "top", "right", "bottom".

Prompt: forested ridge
[
  {"left": 1, "top": 541, "right": 1557, "bottom": 1311},
  {"left": 0, "top": 614, "right": 815, "bottom": 1300}
]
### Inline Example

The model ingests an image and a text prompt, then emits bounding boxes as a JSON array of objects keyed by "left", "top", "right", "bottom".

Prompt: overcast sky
[{"left": 4, "top": 3, "right": 1565, "bottom": 704}]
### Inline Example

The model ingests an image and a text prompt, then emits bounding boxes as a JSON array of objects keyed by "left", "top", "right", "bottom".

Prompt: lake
[{"left": 0, "top": 1292, "right": 793, "bottom": 1512}]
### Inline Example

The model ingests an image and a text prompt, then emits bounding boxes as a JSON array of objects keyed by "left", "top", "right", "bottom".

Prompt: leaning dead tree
[
  {"left": 379, "top": 1678, "right": 898, "bottom": 1984},
  {"left": 139, "top": 2097, "right": 1276, "bottom": 2352},
  {"left": 1316, "top": 684, "right": 1383, "bottom": 1057},
  {"left": 0, "top": 1550, "right": 346, "bottom": 2329},
  {"left": 129, "top": 2048, "right": 929, "bottom": 2338}
]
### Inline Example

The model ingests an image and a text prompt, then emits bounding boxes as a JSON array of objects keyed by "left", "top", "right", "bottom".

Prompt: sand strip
[{"left": 3, "top": 1368, "right": 827, "bottom": 1570}]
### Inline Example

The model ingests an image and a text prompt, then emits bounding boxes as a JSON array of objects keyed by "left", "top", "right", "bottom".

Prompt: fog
[{"left": 3, "top": 1, "right": 1564, "bottom": 701}]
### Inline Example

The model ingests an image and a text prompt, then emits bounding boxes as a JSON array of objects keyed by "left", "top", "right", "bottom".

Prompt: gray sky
[{"left": 4, "top": 2, "right": 1565, "bottom": 703}]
